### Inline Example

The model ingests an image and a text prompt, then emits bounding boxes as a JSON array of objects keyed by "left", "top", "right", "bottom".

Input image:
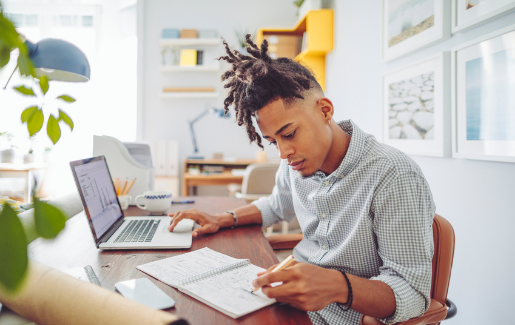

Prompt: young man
[{"left": 168, "top": 36, "right": 435, "bottom": 325}]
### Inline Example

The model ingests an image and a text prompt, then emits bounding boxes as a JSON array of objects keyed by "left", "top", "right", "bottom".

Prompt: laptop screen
[{"left": 72, "top": 157, "right": 123, "bottom": 239}]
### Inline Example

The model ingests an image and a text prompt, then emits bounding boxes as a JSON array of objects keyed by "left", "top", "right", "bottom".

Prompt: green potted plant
[
  {"left": 0, "top": 1, "right": 83, "bottom": 294},
  {"left": 23, "top": 135, "right": 37, "bottom": 164},
  {"left": 0, "top": 132, "right": 17, "bottom": 163}
]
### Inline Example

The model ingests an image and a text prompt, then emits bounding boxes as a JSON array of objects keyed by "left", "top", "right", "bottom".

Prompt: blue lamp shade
[{"left": 25, "top": 38, "right": 90, "bottom": 82}]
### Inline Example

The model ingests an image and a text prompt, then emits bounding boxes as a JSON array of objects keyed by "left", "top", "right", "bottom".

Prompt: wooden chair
[{"left": 267, "top": 214, "right": 457, "bottom": 325}]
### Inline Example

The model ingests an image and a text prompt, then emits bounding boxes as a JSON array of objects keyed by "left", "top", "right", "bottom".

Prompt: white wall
[
  {"left": 325, "top": 1, "right": 515, "bottom": 324},
  {"left": 140, "top": 0, "right": 299, "bottom": 163}
]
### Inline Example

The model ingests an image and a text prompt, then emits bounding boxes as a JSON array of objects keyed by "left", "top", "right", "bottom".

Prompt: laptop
[{"left": 70, "top": 156, "right": 194, "bottom": 250}]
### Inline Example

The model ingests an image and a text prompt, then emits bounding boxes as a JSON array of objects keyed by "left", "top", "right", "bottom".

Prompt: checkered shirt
[{"left": 253, "top": 120, "right": 435, "bottom": 325}]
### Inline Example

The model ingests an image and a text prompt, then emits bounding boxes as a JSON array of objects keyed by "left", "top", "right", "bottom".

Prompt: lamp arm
[
  {"left": 189, "top": 121, "right": 199, "bottom": 154},
  {"left": 3, "top": 65, "right": 18, "bottom": 90},
  {"left": 188, "top": 108, "right": 211, "bottom": 154}
]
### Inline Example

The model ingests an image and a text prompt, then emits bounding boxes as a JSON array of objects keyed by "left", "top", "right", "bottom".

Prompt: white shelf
[
  {"left": 159, "top": 38, "right": 220, "bottom": 47},
  {"left": 160, "top": 92, "right": 219, "bottom": 99},
  {"left": 160, "top": 64, "right": 220, "bottom": 72}
]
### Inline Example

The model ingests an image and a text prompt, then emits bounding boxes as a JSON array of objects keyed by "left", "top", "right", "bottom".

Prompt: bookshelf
[
  {"left": 256, "top": 9, "right": 334, "bottom": 91},
  {"left": 160, "top": 37, "right": 221, "bottom": 98}
]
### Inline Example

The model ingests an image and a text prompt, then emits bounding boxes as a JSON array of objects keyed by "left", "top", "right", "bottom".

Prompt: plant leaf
[
  {"left": 21, "top": 106, "right": 38, "bottom": 123},
  {"left": 33, "top": 197, "right": 66, "bottom": 239},
  {"left": 47, "top": 114, "right": 61, "bottom": 144},
  {"left": 56, "top": 95, "right": 76, "bottom": 103},
  {"left": 0, "top": 47, "right": 10, "bottom": 68},
  {"left": 17, "top": 50, "right": 35, "bottom": 78},
  {"left": 27, "top": 108, "right": 44, "bottom": 136},
  {"left": 0, "top": 203, "right": 28, "bottom": 292},
  {"left": 38, "top": 75, "right": 49, "bottom": 95},
  {"left": 13, "top": 85, "right": 35, "bottom": 96},
  {"left": 58, "top": 109, "right": 74, "bottom": 131}
]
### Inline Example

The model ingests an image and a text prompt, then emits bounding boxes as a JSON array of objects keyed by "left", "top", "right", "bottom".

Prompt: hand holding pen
[{"left": 251, "top": 254, "right": 296, "bottom": 292}]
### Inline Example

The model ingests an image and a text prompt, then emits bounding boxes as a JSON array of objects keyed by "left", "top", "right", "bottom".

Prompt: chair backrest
[
  {"left": 431, "top": 214, "right": 455, "bottom": 304},
  {"left": 241, "top": 163, "right": 280, "bottom": 195}
]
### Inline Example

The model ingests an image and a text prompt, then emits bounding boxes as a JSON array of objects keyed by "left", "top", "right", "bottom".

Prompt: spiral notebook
[{"left": 136, "top": 248, "right": 276, "bottom": 318}]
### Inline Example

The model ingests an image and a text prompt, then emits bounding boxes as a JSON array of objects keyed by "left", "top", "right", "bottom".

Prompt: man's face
[{"left": 256, "top": 97, "right": 333, "bottom": 177}]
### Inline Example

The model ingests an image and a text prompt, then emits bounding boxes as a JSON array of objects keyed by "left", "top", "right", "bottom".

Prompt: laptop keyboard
[{"left": 114, "top": 219, "right": 161, "bottom": 243}]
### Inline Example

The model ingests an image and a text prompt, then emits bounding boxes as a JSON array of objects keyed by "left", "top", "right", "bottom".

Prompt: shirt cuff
[
  {"left": 369, "top": 274, "right": 427, "bottom": 324},
  {"left": 251, "top": 197, "right": 280, "bottom": 228}
]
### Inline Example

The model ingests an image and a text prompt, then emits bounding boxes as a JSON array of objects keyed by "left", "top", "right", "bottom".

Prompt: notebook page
[
  {"left": 180, "top": 263, "right": 276, "bottom": 318},
  {"left": 137, "top": 247, "right": 244, "bottom": 287}
]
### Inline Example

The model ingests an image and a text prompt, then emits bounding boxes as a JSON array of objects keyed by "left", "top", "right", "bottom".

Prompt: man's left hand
[{"left": 252, "top": 262, "right": 347, "bottom": 311}]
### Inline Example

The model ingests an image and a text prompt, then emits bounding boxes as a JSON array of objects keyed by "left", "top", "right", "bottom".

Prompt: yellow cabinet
[{"left": 256, "top": 9, "right": 334, "bottom": 91}]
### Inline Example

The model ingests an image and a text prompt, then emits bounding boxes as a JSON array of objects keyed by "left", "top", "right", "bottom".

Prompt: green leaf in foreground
[
  {"left": 38, "top": 75, "right": 49, "bottom": 95},
  {"left": 0, "top": 203, "right": 28, "bottom": 292},
  {"left": 27, "top": 108, "right": 44, "bottom": 136},
  {"left": 56, "top": 94, "right": 76, "bottom": 103},
  {"left": 13, "top": 85, "right": 35, "bottom": 96},
  {"left": 21, "top": 106, "right": 38, "bottom": 123},
  {"left": 58, "top": 109, "right": 74, "bottom": 130},
  {"left": 46, "top": 114, "right": 61, "bottom": 144},
  {"left": 33, "top": 197, "right": 66, "bottom": 239}
]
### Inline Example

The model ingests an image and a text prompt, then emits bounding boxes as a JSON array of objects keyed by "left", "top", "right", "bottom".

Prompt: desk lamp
[
  {"left": 188, "top": 107, "right": 230, "bottom": 159},
  {"left": 3, "top": 38, "right": 90, "bottom": 88}
]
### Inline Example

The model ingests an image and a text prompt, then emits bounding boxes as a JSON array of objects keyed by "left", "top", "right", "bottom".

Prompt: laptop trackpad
[{"left": 163, "top": 219, "right": 195, "bottom": 233}]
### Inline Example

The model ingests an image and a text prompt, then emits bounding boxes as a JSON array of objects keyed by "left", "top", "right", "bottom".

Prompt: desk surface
[{"left": 28, "top": 196, "right": 311, "bottom": 325}]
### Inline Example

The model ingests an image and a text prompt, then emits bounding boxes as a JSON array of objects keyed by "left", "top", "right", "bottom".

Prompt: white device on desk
[
  {"left": 93, "top": 135, "right": 154, "bottom": 205},
  {"left": 115, "top": 278, "right": 175, "bottom": 310},
  {"left": 70, "top": 156, "right": 194, "bottom": 250}
]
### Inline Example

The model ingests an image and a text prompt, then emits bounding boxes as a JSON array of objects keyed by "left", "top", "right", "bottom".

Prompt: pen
[
  {"left": 171, "top": 200, "right": 195, "bottom": 204},
  {"left": 251, "top": 254, "right": 296, "bottom": 292}
]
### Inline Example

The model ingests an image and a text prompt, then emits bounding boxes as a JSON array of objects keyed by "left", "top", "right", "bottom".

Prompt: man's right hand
[{"left": 168, "top": 209, "right": 226, "bottom": 237}]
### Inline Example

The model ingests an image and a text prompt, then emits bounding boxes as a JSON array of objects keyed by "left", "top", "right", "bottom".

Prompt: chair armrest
[
  {"left": 267, "top": 234, "right": 303, "bottom": 250},
  {"left": 445, "top": 299, "right": 457, "bottom": 320},
  {"left": 360, "top": 299, "right": 447, "bottom": 325}
]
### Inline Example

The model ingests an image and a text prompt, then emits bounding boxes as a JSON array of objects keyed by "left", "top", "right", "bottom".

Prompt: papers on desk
[{"left": 137, "top": 247, "right": 275, "bottom": 318}]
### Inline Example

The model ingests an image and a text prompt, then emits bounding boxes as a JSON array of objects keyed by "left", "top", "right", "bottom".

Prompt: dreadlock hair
[{"left": 218, "top": 34, "right": 322, "bottom": 149}]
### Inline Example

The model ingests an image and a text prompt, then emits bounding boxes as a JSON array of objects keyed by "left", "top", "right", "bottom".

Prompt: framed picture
[
  {"left": 452, "top": 24, "right": 515, "bottom": 162},
  {"left": 452, "top": 0, "right": 515, "bottom": 33},
  {"left": 382, "top": 52, "right": 451, "bottom": 157},
  {"left": 382, "top": 0, "right": 451, "bottom": 62}
]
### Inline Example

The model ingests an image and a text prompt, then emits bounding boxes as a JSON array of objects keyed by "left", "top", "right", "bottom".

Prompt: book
[
  {"left": 180, "top": 49, "right": 197, "bottom": 66},
  {"left": 62, "top": 265, "right": 101, "bottom": 286},
  {"left": 137, "top": 247, "right": 276, "bottom": 318},
  {"left": 163, "top": 87, "right": 215, "bottom": 93},
  {"left": 196, "top": 50, "right": 203, "bottom": 65}
]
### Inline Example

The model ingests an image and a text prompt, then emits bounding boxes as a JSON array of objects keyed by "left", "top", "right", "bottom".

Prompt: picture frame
[
  {"left": 452, "top": 24, "right": 515, "bottom": 162},
  {"left": 452, "top": 0, "right": 515, "bottom": 33},
  {"left": 382, "top": 52, "right": 451, "bottom": 157},
  {"left": 382, "top": 0, "right": 451, "bottom": 62}
]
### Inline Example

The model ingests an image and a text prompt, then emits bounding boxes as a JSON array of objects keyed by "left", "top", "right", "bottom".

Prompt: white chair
[
  {"left": 93, "top": 135, "right": 154, "bottom": 204},
  {"left": 235, "top": 162, "right": 299, "bottom": 236}
]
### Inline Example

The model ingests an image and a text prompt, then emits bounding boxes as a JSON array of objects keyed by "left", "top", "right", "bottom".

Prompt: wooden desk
[
  {"left": 182, "top": 159, "right": 256, "bottom": 196},
  {"left": 0, "top": 163, "right": 46, "bottom": 203},
  {"left": 28, "top": 196, "right": 311, "bottom": 325}
]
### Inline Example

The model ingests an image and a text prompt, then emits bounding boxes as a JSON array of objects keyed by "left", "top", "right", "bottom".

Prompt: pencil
[
  {"left": 252, "top": 254, "right": 295, "bottom": 292},
  {"left": 120, "top": 179, "right": 128, "bottom": 196},
  {"left": 123, "top": 178, "right": 136, "bottom": 195},
  {"left": 114, "top": 178, "right": 120, "bottom": 195}
]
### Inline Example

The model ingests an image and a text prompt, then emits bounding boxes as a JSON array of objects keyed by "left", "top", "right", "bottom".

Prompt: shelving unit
[
  {"left": 159, "top": 38, "right": 220, "bottom": 47},
  {"left": 160, "top": 92, "right": 219, "bottom": 99},
  {"left": 256, "top": 9, "right": 334, "bottom": 91},
  {"left": 160, "top": 62, "right": 220, "bottom": 72},
  {"left": 159, "top": 37, "right": 221, "bottom": 99}
]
